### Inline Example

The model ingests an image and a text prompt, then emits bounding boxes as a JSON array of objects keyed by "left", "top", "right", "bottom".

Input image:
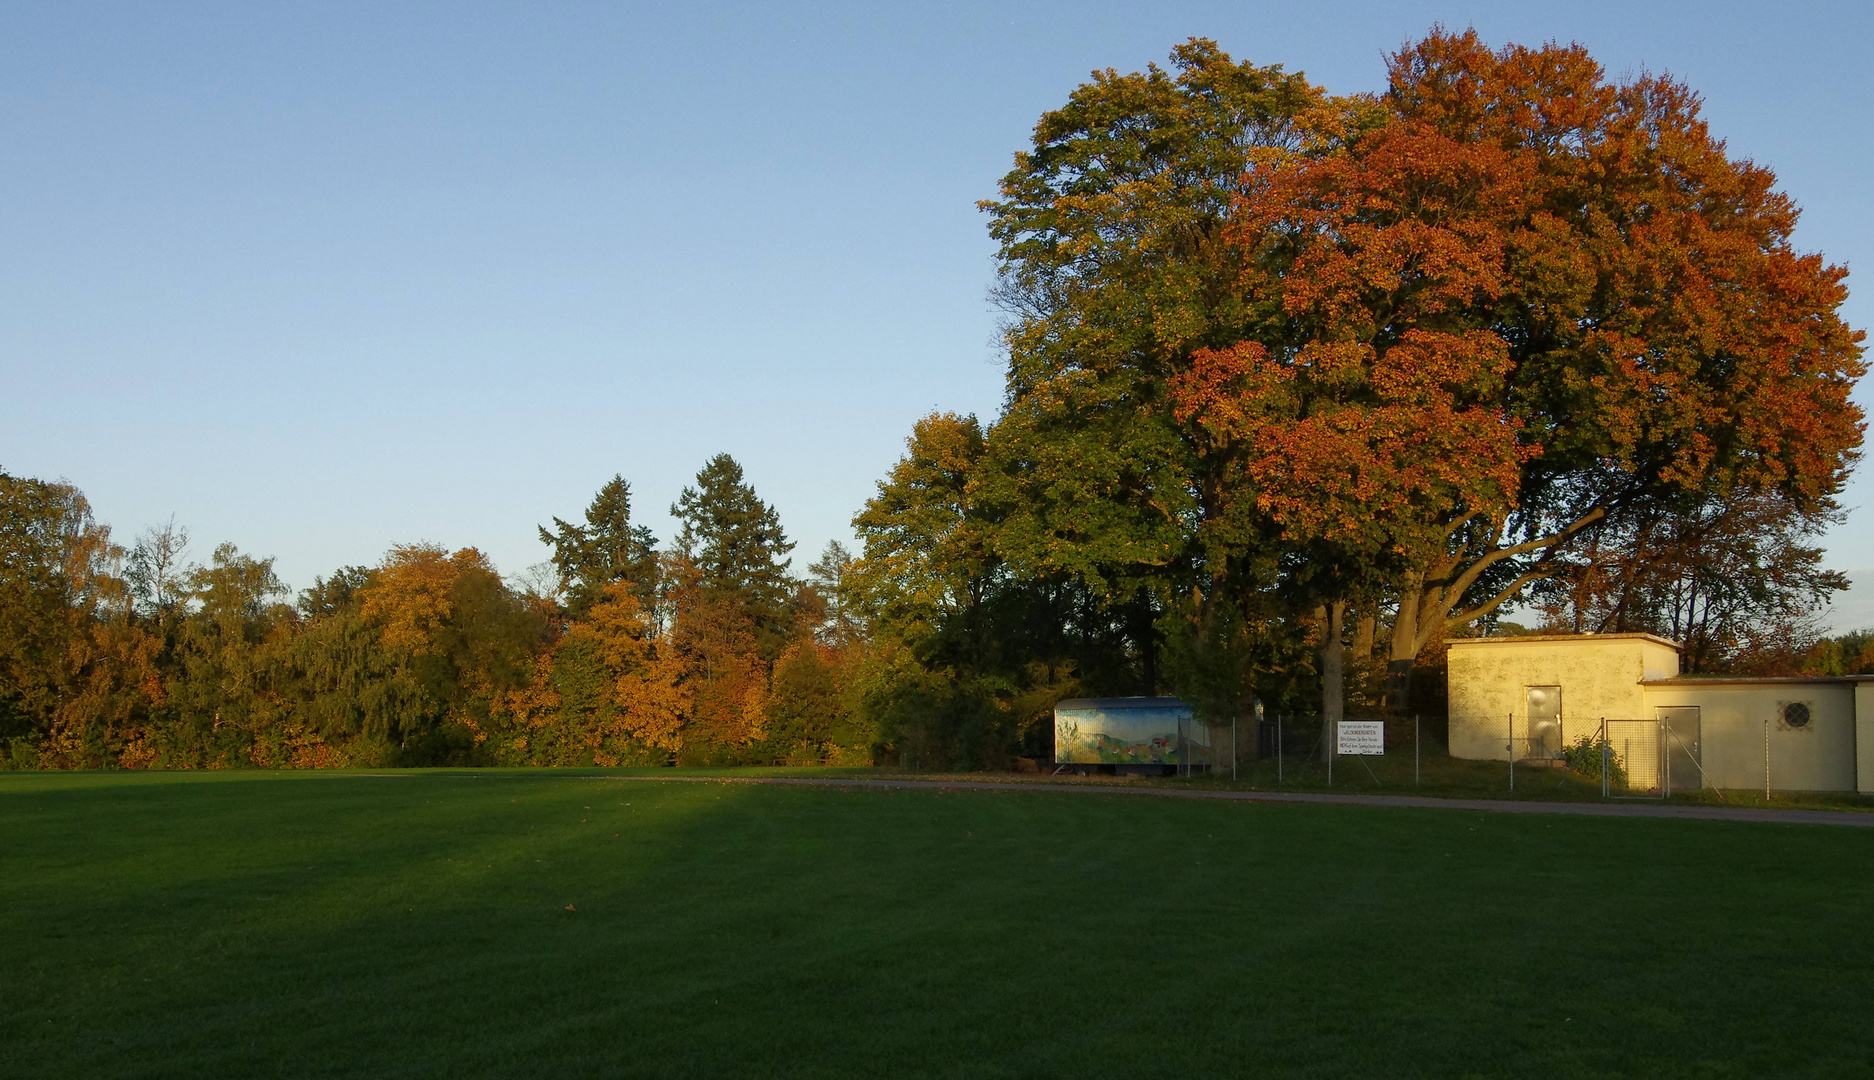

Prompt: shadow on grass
[{"left": 5, "top": 772, "right": 1874, "bottom": 1078}]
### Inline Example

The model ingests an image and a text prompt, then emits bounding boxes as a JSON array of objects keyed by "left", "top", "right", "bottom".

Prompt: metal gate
[{"left": 1600, "top": 719, "right": 1664, "bottom": 797}]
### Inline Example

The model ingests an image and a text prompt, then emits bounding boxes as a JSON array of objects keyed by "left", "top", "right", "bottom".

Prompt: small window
[{"left": 1783, "top": 702, "right": 1811, "bottom": 729}]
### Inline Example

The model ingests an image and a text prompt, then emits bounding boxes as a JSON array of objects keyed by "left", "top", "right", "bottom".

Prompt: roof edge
[
  {"left": 1643, "top": 675, "right": 1874, "bottom": 686},
  {"left": 1448, "top": 632, "right": 1682, "bottom": 650}
]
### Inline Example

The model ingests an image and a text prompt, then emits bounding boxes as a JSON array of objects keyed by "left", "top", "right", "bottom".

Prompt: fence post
[
  {"left": 1508, "top": 711, "right": 1515, "bottom": 793},
  {"left": 1600, "top": 718, "right": 1609, "bottom": 798},
  {"left": 1327, "top": 719, "right": 1333, "bottom": 788},
  {"left": 1232, "top": 713, "right": 1238, "bottom": 782},
  {"left": 1415, "top": 714, "right": 1421, "bottom": 787},
  {"left": 1277, "top": 715, "right": 1283, "bottom": 784}
]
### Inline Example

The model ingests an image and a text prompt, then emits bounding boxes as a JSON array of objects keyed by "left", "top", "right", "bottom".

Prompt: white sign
[{"left": 1337, "top": 720, "right": 1385, "bottom": 756}]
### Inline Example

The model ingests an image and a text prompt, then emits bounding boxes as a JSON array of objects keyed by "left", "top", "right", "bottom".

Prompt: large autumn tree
[
  {"left": 974, "top": 40, "right": 1381, "bottom": 714},
  {"left": 978, "top": 49, "right": 1357, "bottom": 582},
  {"left": 1177, "top": 30, "right": 1864, "bottom": 703},
  {"left": 986, "top": 32, "right": 1863, "bottom": 714}
]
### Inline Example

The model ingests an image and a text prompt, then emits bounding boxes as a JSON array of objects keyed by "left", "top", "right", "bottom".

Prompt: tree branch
[
  {"left": 1448, "top": 565, "right": 1555, "bottom": 628},
  {"left": 1442, "top": 509, "right": 1490, "bottom": 540},
  {"left": 1441, "top": 505, "right": 1607, "bottom": 606}
]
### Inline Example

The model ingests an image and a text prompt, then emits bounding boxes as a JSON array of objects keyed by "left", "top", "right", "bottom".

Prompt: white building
[{"left": 1446, "top": 633, "right": 1874, "bottom": 794}]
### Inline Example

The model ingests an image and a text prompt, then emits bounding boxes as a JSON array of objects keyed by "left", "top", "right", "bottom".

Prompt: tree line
[{"left": 3, "top": 29, "right": 1866, "bottom": 770}]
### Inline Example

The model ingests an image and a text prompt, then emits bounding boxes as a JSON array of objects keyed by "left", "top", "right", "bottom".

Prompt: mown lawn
[{"left": 3, "top": 769, "right": 1870, "bottom": 1079}]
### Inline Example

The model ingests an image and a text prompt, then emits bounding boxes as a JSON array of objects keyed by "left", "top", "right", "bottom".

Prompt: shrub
[{"left": 1561, "top": 734, "right": 1627, "bottom": 787}]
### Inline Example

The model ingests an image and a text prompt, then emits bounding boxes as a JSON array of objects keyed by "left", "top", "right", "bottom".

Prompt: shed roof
[
  {"left": 1641, "top": 675, "right": 1874, "bottom": 687},
  {"left": 1055, "top": 697, "right": 1192, "bottom": 711}
]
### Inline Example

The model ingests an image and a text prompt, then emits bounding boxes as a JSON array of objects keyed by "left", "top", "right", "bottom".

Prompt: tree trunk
[
  {"left": 1385, "top": 508, "right": 1612, "bottom": 712},
  {"left": 1317, "top": 600, "right": 1344, "bottom": 760},
  {"left": 1384, "top": 572, "right": 1422, "bottom": 711},
  {"left": 1352, "top": 608, "right": 1376, "bottom": 660}
]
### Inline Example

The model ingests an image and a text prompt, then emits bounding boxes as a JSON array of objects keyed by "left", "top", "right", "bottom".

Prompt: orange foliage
[
  {"left": 1173, "top": 28, "right": 1863, "bottom": 635},
  {"left": 359, "top": 544, "right": 497, "bottom": 653},
  {"left": 574, "top": 582, "right": 690, "bottom": 754},
  {"left": 485, "top": 580, "right": 692, "bottom": 764}
]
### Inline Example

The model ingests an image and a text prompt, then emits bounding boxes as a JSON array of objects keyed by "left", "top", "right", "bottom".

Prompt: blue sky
[{"left": 3, "top": 1, "right": 1869, "bottom": 622}]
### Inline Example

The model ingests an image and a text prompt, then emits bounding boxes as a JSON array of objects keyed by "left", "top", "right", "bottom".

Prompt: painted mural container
[{"left": 1053, "top": 697, "right": 1209, "bottom": 766}]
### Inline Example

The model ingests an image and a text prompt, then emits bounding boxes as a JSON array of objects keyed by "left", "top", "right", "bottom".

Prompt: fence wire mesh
[
  {"left": 1600, "top": 719, "right": 1665, "bottom": 797},
  {"left": 1161, "top": 712, "right": 1777, "bottom": 800}
]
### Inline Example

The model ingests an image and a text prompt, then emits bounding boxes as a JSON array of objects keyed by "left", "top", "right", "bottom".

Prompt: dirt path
[{"left": 605, "top": 774, "right": 1874, "bottom": 827}]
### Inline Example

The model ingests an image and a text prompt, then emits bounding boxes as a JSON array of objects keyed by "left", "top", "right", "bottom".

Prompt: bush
[{"left": 1561, "top": 734, "right": 1627, "bottom": 787}]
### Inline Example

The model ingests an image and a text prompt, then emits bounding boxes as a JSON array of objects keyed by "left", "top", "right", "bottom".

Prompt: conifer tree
[
  {"left": 538, "top": 475, "right": 659, "bottom": 619},
  {"left": 671, "top": 454, "right": 796, "bottom": 659}
]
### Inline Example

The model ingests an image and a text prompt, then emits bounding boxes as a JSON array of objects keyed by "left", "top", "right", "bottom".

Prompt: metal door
[
  {"left": 1526, "top": 686, "right": 1562, "bottom": 759},
  {"left": 1657, "top": 706, "right": 1702, "bottom": 791}
]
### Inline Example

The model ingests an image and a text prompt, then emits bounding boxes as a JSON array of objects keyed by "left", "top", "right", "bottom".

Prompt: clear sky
[{"left": 3, "top": 1, "right": 1869, "bottom": 619}]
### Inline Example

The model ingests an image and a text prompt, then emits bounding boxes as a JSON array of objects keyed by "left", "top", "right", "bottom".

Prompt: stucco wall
[
  {"left": 1858, "top": 683, "right": 1874, "bottom": 795},
  {"left": 1447, "top": 636, "right": 1681, "bottom": 760},
  {"left": 1641, "top": 682, "right": 1856, "bottom": 793}
]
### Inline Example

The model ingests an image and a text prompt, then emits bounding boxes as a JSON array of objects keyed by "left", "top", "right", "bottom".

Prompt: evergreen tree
[
  {"left": 538, "top": 475, "right": 658, "bottom": 618},
  {"left": 671, "top": 454, "right": 796, "bottom": 659}
]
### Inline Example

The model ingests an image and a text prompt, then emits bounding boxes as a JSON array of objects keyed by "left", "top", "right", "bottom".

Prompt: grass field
[{"left": 5, "top": 769, "right": 1872, "bottom": 1078}]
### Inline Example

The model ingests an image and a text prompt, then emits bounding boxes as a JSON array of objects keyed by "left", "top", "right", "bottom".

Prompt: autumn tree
[
  {"left": 1804, "top": 630, "right": 1874, "bottom": 678},
  {"left": 1531, "top": 492, "right": 1847, "bottom": 673},
  {"left": 975, "top": 40, "right": 1376, "bottom": 718},
  {"left": 853, "top": 413, "right": 1131, "bottom": 766},
  {"left": 985, "top": 32, "right": 1864, "bottom": 718},
  {"left": 0, "top": 469, "right": 157, "bottom": 767},
  {"left": 487, "top": 579, "right": 688, "bottom": 767},
  {"left": 347, "top": 543, "right": 545, "bottom": 764},
  {"left": 1189, "top": 30, "right": 1864, "bottom": 704},
  {"left": 125, "top": 516, "right": 194, "bottom": 620},
  {"left": 660, "top": 549, "right": 768, "bottom": 763}
]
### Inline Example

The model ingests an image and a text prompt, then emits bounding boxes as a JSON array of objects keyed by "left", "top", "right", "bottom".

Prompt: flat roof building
[{"left": 1447, "top": 633, "right": 1874, "bottom": 794}]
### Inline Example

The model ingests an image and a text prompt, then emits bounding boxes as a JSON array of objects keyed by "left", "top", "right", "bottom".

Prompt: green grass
[{"left": 4, "top": 769, "right": 1872, "bottom": 1078}]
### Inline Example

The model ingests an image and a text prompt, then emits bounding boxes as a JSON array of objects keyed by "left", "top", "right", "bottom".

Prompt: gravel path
[{"left": 606, "top": 774, "right": 1874, "bottom": 827}]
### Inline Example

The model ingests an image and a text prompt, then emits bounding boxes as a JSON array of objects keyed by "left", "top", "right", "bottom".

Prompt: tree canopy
[{"left": 983, "top": 31, "right": 1864, "bottom": 713}]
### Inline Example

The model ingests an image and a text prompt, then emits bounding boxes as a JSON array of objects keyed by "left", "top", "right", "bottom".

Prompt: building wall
[
  {"left": 1447, "top": 636, "right": 1681, "bottom": 760},
  {"left": 1642, "top": 683, "right": 1857, "bottom": 793},
  {"left": 1858, "top": 683, "right": 1874, "bottom": 795}
]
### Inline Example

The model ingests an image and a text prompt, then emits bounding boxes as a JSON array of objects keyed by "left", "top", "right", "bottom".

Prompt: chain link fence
[
  {"left": 1448, "top": 714, "right": 1732, "bottom": 798},
  {"left": 1196, "top": 713, "right": 1786, "bottom": 798},
  {"left": 1216, "top": 713, "right": 1435, "bottom": 787}
]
